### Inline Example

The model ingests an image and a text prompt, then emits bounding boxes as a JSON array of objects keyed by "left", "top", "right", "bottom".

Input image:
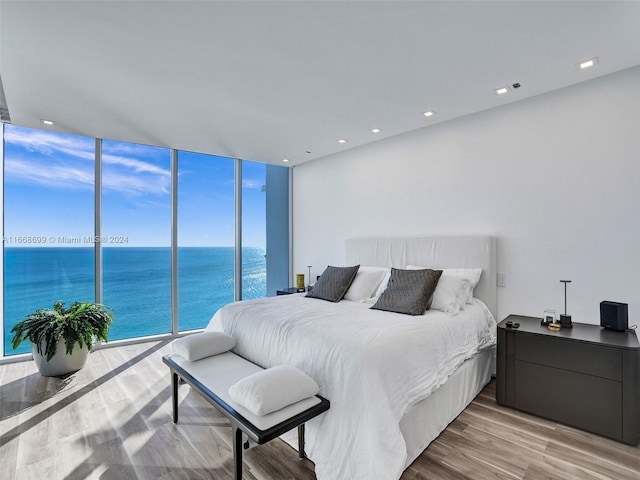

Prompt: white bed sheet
[
  {"left": 206, "top": 294, "right": 496, "bottom": 480},
  {"left": 400, "top": 347, "right": 493, "bottom": 468}
]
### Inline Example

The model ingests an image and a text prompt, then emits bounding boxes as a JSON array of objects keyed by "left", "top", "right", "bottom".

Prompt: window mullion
[
  {"left": 235, "top": 159, "right": 242, "bottom": 302},
  {"left": 171, "top": 149, "right": 179, "bottom": 335},
  {"left": 95, "top": 138, "right": 103, "bottom": 304}
]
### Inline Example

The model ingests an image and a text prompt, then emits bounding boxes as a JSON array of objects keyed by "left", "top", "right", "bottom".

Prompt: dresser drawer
[
  {"left": 515, "top": 332, "right": 622, "bottom": 380},
  {"left": 515, "top": 361, "right": 622, "bottom": 440}
]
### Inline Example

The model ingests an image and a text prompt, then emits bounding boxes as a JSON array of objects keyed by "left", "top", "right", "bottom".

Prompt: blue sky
[{"left": 3, "top": 124, "right": 267, "bottom": 247}]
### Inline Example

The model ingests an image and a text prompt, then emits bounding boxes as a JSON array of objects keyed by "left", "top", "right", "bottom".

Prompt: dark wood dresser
[{"left": 497, "top": 315, "right": 640, "bottom": 445}]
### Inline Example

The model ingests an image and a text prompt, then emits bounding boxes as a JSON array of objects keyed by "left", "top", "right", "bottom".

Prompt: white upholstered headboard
[{"left": 345, "top": 235, "right": 497, "bottom": 317}]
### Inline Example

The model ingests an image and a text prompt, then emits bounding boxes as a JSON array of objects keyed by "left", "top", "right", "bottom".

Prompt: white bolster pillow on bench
[
  {"left": 228, "top": 365, "right": 320, "bottom": 416},
  {"left": 172, "top": 332, "right": 236, "bottom": 361}
]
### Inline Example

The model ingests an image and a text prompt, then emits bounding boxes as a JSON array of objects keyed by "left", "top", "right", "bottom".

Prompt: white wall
[{"left": 292, "top": 66, "right": 640, "bottom": 324}]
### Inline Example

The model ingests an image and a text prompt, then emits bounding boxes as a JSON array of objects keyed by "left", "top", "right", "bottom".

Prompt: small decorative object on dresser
[
  {"left": 541, "top": 309, "right": 556, "bottom": 327},
  {"left": 497, "top": 314, "right": 640, "bottom": 445},
  {"left": 540, "top": 310, "right": 560, "bottom": 331}
]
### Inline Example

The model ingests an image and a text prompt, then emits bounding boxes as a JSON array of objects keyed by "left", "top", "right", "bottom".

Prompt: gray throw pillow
[
  {"left": 371, "top": 268, "right": 442, "bottom": 315},
  {"left": 306, "top": 265, "right": 360, "bottom": 302}
]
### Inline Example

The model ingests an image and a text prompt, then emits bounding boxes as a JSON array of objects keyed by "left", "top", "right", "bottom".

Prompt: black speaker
[{"left": 600, "top": 301, "right": 628, "bottom": 331}]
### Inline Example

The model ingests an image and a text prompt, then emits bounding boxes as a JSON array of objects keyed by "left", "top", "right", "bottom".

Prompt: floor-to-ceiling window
[
  {"left": 1, "top": 125, "right": 289, "bottom": 359},
  {"left": 3, "top": 125, "right": 95, "bottom": 355},
  {"left": 177, "top": 151, "right": 235, "bottom": 331},
  {"left": 241, "top": 160, "right": 267, "bottom": 300},
  {"left": 101, "top": 139, "right": 172, "bottom": 341}
]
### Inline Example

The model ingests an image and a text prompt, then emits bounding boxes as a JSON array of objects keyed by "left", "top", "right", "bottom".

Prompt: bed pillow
[
  {"left": 374, "top": 268, "right": 392, "bottom": 298},
  {"left": 430, "top": 275, "right": 473, "bottom": 316},
  {"left": 172, "top": 332, "right": 236, "bottom": 361},
  {"left": 228, "top": 365, "right": 319, "bottom": 416},
  {"left": 344, "top": 267, "right": 388, "bottom": 302},
  {"left": 306, "top": 265, "right": 360, "bottom": 302},
  {"left": 370, "top": 268, "right": 442, "bottom": 315},
  {"left": 452, "top": 268, "right": 483, "bottom": 304},
  {"left": 407, "top": 266, "right": 482, "bottom": 310}
]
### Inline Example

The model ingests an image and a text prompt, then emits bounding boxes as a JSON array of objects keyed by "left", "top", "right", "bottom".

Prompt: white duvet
[{"left": 206, "top": 294, "right": 496, "bottom": 480}]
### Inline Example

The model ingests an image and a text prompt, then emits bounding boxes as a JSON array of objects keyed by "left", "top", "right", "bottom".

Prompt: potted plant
[{"left": 11, "top": 300, "right": 115, "bottom": 377}]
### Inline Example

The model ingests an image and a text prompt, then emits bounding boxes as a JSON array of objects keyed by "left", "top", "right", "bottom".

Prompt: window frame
[{"left": 0, "top": 125, "right": 291, "bottom": 361}]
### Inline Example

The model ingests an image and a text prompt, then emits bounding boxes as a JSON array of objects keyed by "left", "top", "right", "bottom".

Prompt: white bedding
[{"left": 206, "top": 294, "right": 496, "bottom": 480}]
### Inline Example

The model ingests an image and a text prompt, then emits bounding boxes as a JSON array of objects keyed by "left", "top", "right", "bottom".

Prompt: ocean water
[{"left": 3, "top": 247, "right": 266, "bottom": 356}]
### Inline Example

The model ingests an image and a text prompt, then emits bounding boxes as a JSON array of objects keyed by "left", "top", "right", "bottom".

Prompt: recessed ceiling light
[
  {"left": 578, "top": 57, "right": 598, "bottom": 69},
  {"left": 371, "top": 128, "right": 382, "bottom": 134},
  {"left": 41, "top": 119, "right": 54, "bottom": 125},
  {"left": 495, "top": 86, "right": 510, "bottom": 95},
  {"left": 282, "top": 158, "right": 289, "bottom": 163},
  {"left": 338, "top": 139, "right": 348, "bottom": 144},
  {"left": 423, "top": 110, "right": 436, "bottom": 117}
]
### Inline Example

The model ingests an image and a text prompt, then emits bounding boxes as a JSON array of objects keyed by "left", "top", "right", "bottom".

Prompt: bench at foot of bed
[{"left": 163, "top": 351, "right": 330, "bottom": 480}]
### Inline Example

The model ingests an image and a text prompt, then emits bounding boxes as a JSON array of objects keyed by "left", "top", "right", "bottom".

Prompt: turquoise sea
[{"left": 3, "top": 247, "right": 266, "bottom": 356}]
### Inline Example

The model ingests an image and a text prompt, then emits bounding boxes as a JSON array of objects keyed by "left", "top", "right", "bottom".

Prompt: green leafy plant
[{"left": 11, "top": 301, "right": 115, "bottom": 361}]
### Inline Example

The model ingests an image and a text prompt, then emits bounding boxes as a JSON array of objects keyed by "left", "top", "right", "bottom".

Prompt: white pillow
[
  {"left": 172, "top": 332, "right": 236, "bottom": 361},
  {"left": 430, "top": 275, "right": 473, "bottom": 316},
  {"left": 374, "top": 268, "right": 392, "bottom": 298},
  {"left": 406, "top": 266, "right": 482, "bottom": 316},
  {"left": 344, "top": 268, "right": 387, "bottom": 302},
  {"left": 228, "top": 365, "right": 319, "bottom": 416},
  {"left": 446, "top": 268, "right": 482, "bottom": 304}
]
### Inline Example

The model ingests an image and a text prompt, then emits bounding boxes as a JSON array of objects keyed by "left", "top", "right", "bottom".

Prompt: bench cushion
[
  {"left": 228, "top": 365, "right": 320, "bottom": 416},
  {"left": 165, "top": 352, "right": 323, "bottom": 432},
  {"left": 172, "top": 332, "right": 236, "bottom": 361}
]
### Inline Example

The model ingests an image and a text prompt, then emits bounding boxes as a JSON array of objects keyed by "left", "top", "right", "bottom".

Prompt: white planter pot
[{"left": 30, "top": 337, "right": 90, "bottom": 377}]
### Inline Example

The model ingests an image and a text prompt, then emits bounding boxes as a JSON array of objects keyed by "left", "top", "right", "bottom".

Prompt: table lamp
[{"left": 559, "top": 280, "right": 573, "bottom": 328}]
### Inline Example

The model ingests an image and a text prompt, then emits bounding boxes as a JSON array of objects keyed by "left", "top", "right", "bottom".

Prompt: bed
[{"left": 205, "top": 235, "right": 497, "bottom": 480}]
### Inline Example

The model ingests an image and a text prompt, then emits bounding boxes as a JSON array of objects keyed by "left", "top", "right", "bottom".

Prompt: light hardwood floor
[{"left": 1, "top": 340, "right": 638, "bottom": 480}]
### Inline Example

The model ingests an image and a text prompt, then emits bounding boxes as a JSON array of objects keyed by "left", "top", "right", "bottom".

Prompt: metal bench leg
[
  {"left": 232, "top": 426, "right": 243, "bottom": 480},
  {"left": 171, "top": 372, "right": 179, "bottom": 423},
  {"left": 298, "top": 424, "right": 305, "bottom": 459}
]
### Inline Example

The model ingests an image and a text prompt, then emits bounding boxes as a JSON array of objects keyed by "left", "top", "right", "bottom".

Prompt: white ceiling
[{"left": 1, "top": 1, "right": 639, "bottom": 166}]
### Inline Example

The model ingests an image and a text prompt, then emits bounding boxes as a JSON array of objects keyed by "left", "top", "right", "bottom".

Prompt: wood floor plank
[
  {"left": 2, "top": 340, "right": 639, "bottom": 480},
  {"left": 456, "top": 405, "right": 549, "bottom": 454},
  {"left": 402, "top": 455, "right": 477, "bottom": 480},
  {"left": 434, "top": 428, "right": 529, "bottom": 479},
  {"left": 547, "top": 423, "right": 640, "bottom": 475}
]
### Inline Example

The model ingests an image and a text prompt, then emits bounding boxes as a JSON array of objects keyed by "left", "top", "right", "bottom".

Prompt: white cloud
[
  {"left": 4, "top": 126, "right": 170, "bottom": 196},
  {"left": 102, "top": 153, "right": 170, "bottom": 178},
  {"left": 4, "top": 127, "right": 94, "bottom": 161},
  {"left": 102, "top": 170, "right": 170, "bottom": 196},
  {"left": 5, "top": 157, "right": 94, "bottom": 190}
]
